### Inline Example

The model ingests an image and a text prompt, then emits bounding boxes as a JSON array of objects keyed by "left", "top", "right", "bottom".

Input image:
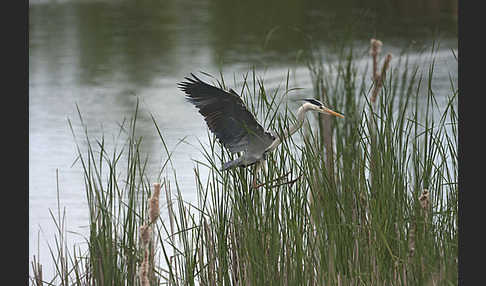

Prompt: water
[{"left": 29, "top": 0, "right": 457, "bottom": 279}]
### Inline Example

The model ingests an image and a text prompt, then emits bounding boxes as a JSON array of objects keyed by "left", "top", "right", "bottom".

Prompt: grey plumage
[{"left": 178, "top": 73, "right": 275, "bottom": 170}]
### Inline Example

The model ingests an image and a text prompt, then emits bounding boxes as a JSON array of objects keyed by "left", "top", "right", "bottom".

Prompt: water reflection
[
  {"left": 30, "top": 0, "right": 457, "bottom": 85},
  {"left": 29, "top": 0, "right": 457, "bottom": 279}
]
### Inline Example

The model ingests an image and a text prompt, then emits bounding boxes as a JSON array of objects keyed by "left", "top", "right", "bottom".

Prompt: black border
[
  {"left": 21, "top": 0, "right": 464, "bottom": 284},
  {"left": 10, "top": 0, "right": 29, "bottom": 283}
]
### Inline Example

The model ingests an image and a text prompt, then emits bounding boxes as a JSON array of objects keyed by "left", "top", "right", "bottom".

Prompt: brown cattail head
[
  {"left": 139, "top": 250, "right": 150, "bottom": 286},
  {"left": 408, "top": 222, "right": 416, "bottom": 259},
  {"left": 370, "top": 38, "right": 384, "bottom": 89},
  {"left": 419, "top": 189, "right": 430, "bottom": 211},
  {"left": 380, "top": 53, "right": 393, "bottom": 83},
  {"left": 152, "top": 182, "right": 161, "bottom": 197},
  {"left": 149, "top": 183, "right": 161, "bottom": 224},
  {"left": 382, "top": 54, "right": 392, "bottom": 72},
  {"left": 140, "top": 224, "right": 151, "bottom": 248},
  {"left": 370, "top": 38, "right": 383, "bottom": 57}
]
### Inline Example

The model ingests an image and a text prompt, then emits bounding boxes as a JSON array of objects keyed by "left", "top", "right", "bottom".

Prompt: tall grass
[{"left": 30, "top": 43, "right": 457, "bottom": 285}]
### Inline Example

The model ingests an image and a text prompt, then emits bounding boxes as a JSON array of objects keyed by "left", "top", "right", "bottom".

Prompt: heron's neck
[
  {"left": 289, "top": 105, "right": 307, "bottom": 136},
  {"left": 265, "top": 105, "right": 308, "bottom": 152}
]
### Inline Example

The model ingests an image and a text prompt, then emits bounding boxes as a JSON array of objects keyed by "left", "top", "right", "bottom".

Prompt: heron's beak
[{"left": 320, "top": 107, "right": 344, "bottom": 118}]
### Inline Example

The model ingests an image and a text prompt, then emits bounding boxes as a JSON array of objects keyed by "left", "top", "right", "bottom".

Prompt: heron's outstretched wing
[{"left": 178, "top": 73, "right": 275, "bottom": 154}]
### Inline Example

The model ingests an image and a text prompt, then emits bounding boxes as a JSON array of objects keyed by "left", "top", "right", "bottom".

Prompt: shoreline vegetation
[{"left": 30, "top": 39, "right": 458, "bottom": 285}]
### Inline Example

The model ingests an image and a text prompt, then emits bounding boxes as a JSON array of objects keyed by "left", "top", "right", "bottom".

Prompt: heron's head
[{"left": 302, "top": 99, "right": 344, "bottom": 118}]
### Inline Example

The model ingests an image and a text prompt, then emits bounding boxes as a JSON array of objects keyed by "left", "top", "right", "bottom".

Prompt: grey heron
[{"left": 178, "top": 73, "right": 344, "bottom": 187}]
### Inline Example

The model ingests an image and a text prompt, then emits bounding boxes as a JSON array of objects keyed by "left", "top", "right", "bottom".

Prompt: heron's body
[{"left": 178, "top": 73, "right": 344, "bottom": 174}]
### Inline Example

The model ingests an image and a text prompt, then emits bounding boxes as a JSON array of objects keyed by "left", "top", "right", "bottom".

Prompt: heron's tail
[{"left": 221, "top": 157, "right": 242, "bottom": 171}]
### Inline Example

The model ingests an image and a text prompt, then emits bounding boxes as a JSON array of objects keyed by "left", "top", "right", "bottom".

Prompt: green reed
[{"left": 30, "top": 43, "right": 457, "bottom": 285}]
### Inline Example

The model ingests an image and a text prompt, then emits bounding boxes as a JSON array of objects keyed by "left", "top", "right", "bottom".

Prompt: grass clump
[{"left": 30, "top": 41, "right": 457, "bottom": 285}]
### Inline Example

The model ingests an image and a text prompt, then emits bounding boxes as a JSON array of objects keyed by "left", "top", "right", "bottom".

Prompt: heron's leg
[
  {"left": 257, "top": 171, "right": 292, "bottom": 186},
  {"left": 254, "top": 172, "right": 303, "bottom": 189},
  {"left": 251, "top": 161, "right": 262, "bottom": 189}
]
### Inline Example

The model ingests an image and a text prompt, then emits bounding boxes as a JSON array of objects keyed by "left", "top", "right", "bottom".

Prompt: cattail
[
  {"left": 369, "top": 38, "right": 392, "bottom": 105},
  {"left": 419, "top": 189, "right": 430, "bottom": 211},
  {"left": 419, "top": 189, "right": 431, "bottom": 224},
  {"left": 408, "top": 223, "right": 416, "bottom": 259},
  {"left": 139, "top": 250, "right": 150, "bottom": 286},
  {"left": 149, "top": 183, "right": 161, "bottom": 224},
  {"left": 371, "top": 53, "right": 392, "bottom": 104},
  {"left": 370, "top": 38, "right": 383, "bottom": 56},
  {"left": 381, "top": 54, "right": 392, "bottom": 77},
  {"left": 140, "top": 224, "right": 151, "bottom": 248},
  {"left": 370, "top": 38, "right": 383, "bottom": 82}
]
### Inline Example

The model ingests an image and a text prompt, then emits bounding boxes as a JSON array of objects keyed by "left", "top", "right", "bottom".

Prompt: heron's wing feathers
[{"left": 178, "top": 73, "right": 275, "bottom": 154}]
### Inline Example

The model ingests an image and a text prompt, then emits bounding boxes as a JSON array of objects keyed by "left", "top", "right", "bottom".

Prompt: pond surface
[{"left": 29, "top": 0, "right": 457, "bottom": 279}]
